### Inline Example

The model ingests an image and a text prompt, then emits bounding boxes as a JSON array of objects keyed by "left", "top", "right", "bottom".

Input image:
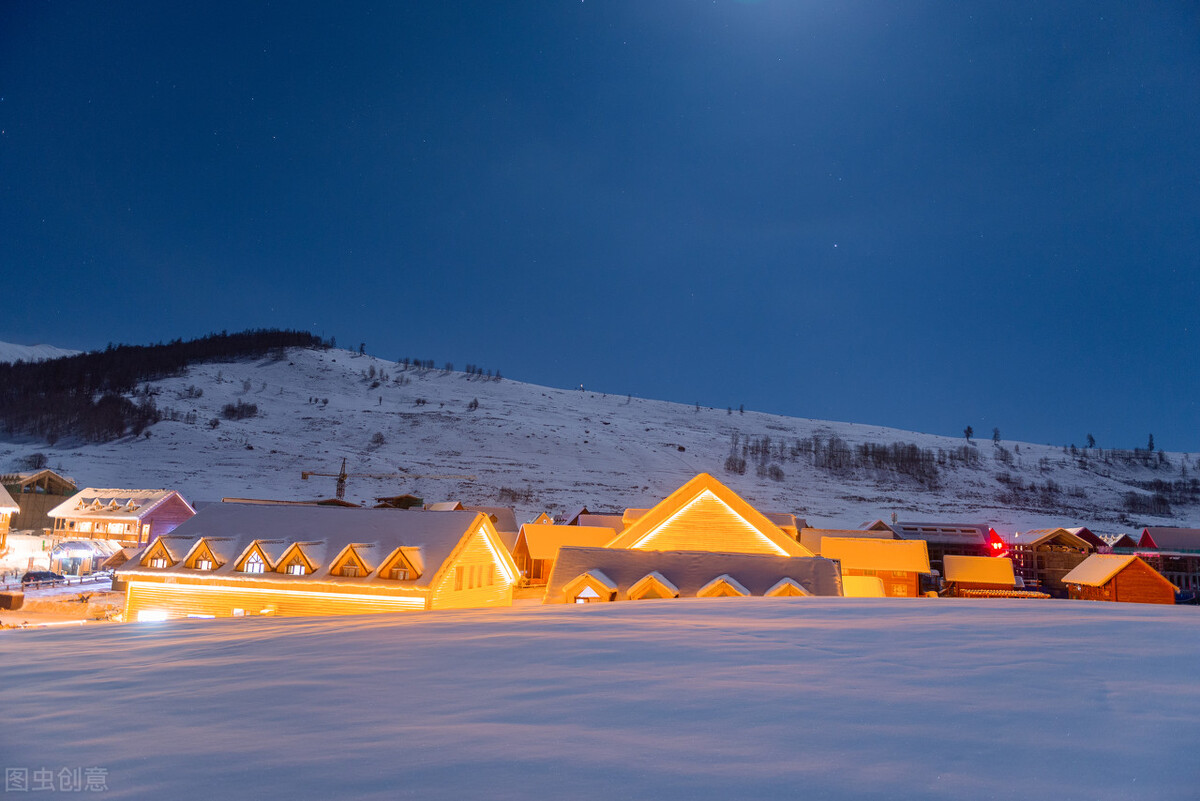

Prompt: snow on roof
[
  {"left": 943, "top": 555, "right": 1015, "bottom": 586},
  {"left": 577, "top": 513, "right": 625, "bottom": 531},
  {"left": 1, "top": 469, "right": 76, "bottom": 491},
  {"left": 561, "top": 506, "right": 590, "bottom": 525},
  {"left": 0, "top": 484, "right": 18, "bottom": 514},
  {"left": 543, "top": 546, "right": 843, "bottom": 601},
  {"left": 1139, "top": 527, "right": 1200, "bottom": 551},
  {"left": 1063, "top": 527, "right": 1108, "bottom": 549},
  {"left": 465, "top": 506, "right": 518, "bottom": 533},
  {"left": 117, "top": 503, "right": 488, "bottom": 589},
  {"left": 425, "top": 501, "right": 465, "bottom": 511},
  {"left": 799, "top": 528, "right": 897, "bottom": 555},
  {"left": 1003, "top": 528, "right": 1091, "bottom": 549},
  {"left": 842, "top": 575, "right": 886, "bottom": 597},
  {"left": 1061, "top": 554, "right": 1140, "bottom": 587},
  {"left": 820, "top": 537, "right": 931, "bottom": 574},
  {"left": 518, "top": 524, "right": 617, "bottom": 561},
  {"left": 48, "top": 488, "right": 190, "bottom": 521}
]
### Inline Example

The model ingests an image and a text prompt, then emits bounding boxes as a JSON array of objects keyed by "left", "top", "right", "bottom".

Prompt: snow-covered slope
[
  {"left": 3, "top": 599, "right": 1197, "bottom": 800},
  {"left": 0, "top": 340, "right": 80, "bottom": 363},
  {"left": 0, "top": 346, "right": 1194, "bottom": 533}
]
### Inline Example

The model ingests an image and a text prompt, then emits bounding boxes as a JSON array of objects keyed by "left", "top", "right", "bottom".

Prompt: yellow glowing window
[
  {"left": 286, "top": 563, "right": 306, "bottom": 575},
  {"left": 891, "top": 584, "right": 907, "bottom": 596},
  {"left": 78, "top": 521, "right": 93, "bottom": 533},
  {"left": 195, "top": 559, "right": 214, "bottom": 571},
  {"left": 243, "top": 553, "right": 266, "bottom": 574},
  {"left": 149, "top": 557, "right": 168, "bottom": 568},
  {"left": 389, "top": 567, "right": 410, "bottom": 580}
]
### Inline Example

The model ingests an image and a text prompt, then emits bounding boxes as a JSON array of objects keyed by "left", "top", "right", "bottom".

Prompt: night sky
[{"left": 3, "top": 2, "right": 1198, "bottom": 450}]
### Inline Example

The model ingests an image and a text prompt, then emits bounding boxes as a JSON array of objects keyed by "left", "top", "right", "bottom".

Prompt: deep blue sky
[{"left": 3, "top": 2, "right": 1198, "bottom": 450}]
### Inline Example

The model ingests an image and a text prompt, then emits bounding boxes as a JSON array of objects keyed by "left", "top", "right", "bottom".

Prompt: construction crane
[{"left": 301, "top": 458, "right": 475, "bottom": 501}]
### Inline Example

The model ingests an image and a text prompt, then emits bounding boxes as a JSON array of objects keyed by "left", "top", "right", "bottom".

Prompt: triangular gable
[
  {"left": 627, "top": 571, "right": 680, "bottom": 600},
  {"left": 235, "top": 541, "right": 275, "bottom": 573},
  {"left": 765, "top": 577, "right": 811, "bottom": 597},
  {"left": 377, "top": 547, "right": 420, "bottom": 581},
  {"left": 530, "top": 512, "right": 554, "bottom": 525},
  {"left": 696, "top": 574, "right": 751, "bottom": 598},
  {"left": 182, "top": 539, "right": 223, "bottom": 570},
  {"left": 561, "top": 570, "right": 617, "bottom": 602},
  {"left": 606, "top": 473, "right": 812, "bottom": 557},
  {"left": 330, "top": 544, "right": 374, "bottom": 577},
  {"left": 277, "top": 542, "right": 318, "bottom": 575},
  {"left": 562, "top": 506, "right": 590, "bottom": 525},
  {"left": 427, "top": 514, "right": 520, "bottom": 589},
  {"left": 139, "top": 538, "right": 177, "bottom": 568},
  {"left": 426, "top": 501, "right": 465, "bottom": 511}
]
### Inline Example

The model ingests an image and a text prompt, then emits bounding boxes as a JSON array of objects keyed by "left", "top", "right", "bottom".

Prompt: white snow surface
[
  {"left": 3, "top": 598, "right": 1198, "bottom": 800},
  {"left": 0, "top": 345, "right": 1194, "bottom": 533},
  {"left": 0, "top": 341, "right": 80, "bottom": 363}
]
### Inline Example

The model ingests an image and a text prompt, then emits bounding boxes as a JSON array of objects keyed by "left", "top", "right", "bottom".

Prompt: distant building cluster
[{"left": 1, "top": 469, "right": 1193, "bottom": 621}]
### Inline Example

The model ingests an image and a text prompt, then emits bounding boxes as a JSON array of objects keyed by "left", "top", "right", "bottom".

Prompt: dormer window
[
  {"left": 340, "top": 564, "right": 360, "bottom": 577},
  {"left": 243, "top": 553, "right": 266, "bottom": 574},
  {"left": 286, "top": 561, "right": 307, "bottom": 576},
  {"left": 195, "top": 559, "right": 214, "bottom": 571},
  {"left": 150, "top": 557, "right": 168, "bottom": 568},
  {"left": 389, "top": 567, "right": 410, "bottom": 580}
]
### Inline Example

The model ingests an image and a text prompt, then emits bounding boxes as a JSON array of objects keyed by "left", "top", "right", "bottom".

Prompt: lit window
[
  {"left": 243, "top": 553, "right": 266, "bottom": 574},
  {"left": 891, "top": 584, "right": 908, "bottom": 596},
  {"left": 286, "top": 563, "right": 306, "bottom": 575},
  {"left": 150, "top": 557, "right": 168, "bottom": 568},
  {"left": 195, "top": 559, "right": 214, "bottom": 571},
  {"left": 341, "top": 564, "right": 360, "bottom": 577},
  {"left": 389, "top": 567, "right": 410, "bottom": 580},
  {"left": 78, "top": 521, "right": 93, "bottom": 533}
]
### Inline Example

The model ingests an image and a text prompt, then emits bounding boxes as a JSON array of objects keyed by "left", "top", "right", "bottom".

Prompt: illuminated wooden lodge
[
  {"left": 1, "top": 468, "right": 77, "bottom": 532},
  {"left": 940, "top": 555, "right": 1047, "bottom": 598},
  {"left": 605, "top": 473, "right": 814, "bottom": 557},
  {"left": 1001, "top": 528, "right": 1094, "bottom": 597},
  {"left": 512, "top": 523, "right": 617, "bottom": 584},
  {"left": 543, "top": 546, "right": 843, "bottom": 603},
  {"left": 118, "top": 503, "right": 519, "bottom": 621},
  {"left": 48, "top": 488, "right": 195, "bottom": 549},
  {"left": 1062, "top": 554, "right": 1176, "bottom": 605},
  {"left": 819, "top": 536, "right": 931, "bottom": 598}
]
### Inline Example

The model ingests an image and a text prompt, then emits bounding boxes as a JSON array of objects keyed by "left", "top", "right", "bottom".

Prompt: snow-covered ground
[
  {"left": 0, "top": 345, "right": 1195, "bottom": 534},
  {"left": 3, "top": 598, "right": 1197, "bottom": 800}
]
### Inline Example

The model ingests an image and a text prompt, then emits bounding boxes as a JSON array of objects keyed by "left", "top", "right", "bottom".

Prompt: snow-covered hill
[
  {"left": 1, "top": 345, "right": 1195, "bottom": 534},
  {"left": 0, "top": 341, "right": 80, "bottom": 364}
]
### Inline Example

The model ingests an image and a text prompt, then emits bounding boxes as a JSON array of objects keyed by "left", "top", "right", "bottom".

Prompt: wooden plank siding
[
  {"left": 126, "top": 579, "right": 426, "bottom": 619},
  {"left": 625, "top": 491, "right": 790, "bottom": 555},
  {"left": 142, "top": 495, "right": 196, "bottom": 543},
  {"left": 841, "top": 568, "right": 920, "bottom": 598},
  {"left": 1069, "top": 559, "right": 1175, "bottom": 605},
  {"left": 429, "top": 526, "right": 517, "bottom": 610}
]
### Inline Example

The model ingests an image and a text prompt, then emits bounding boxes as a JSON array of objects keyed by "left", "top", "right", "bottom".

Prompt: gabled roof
[
  {"left": 799, "top": 528, "right": 897, "bottom": 555},
  {"left": 577, "top": 513, "right": 626, "bottom": 532},
  {"left": 516, "top": 524, "right": 617, "bottom": 561},
  {"left": 543, "top": 546, "right": 843, "bottom": 601},
  {"left": 943, "top": 555, "right": 1016, "bottom": 586},
  {"left": 1106, "top": 533, "right": 1138, "bottom": 548},
  {"left": 529, "top": 512, "right": 554, "bottom": 525},
  {"left": 48, "top": 488, "right": 192, "bottom": 521},
  {"left": 605, "top": 473, "right": 813, "bottom": 557},
  {"left": 821, "top": 537, "right": 931, "bottom": 574},
  {"left": 1063, "top": 527, "right": 1108, "bottom": 549},
  {"left": 425, "top": 501, "right": 465, "bottom": 512},
  {"left": 1003, "top": 528, "right": 1092, "bottom": 549},
  {"left": 0, "top": 469, "right": 77, "bottom": 493},
  {"left": 561, "top": 506, "right": 591, "bottom": 525},
  {"left": 1062, "top": 554, "right": 1176, "bottom": 589},
  {"left": 1139, "top": 527, "right": 1200, "bottom": 551},
  {"left": 465, "top": 506, "right": 520, "bottom": 550},
  {"left": 116, "top": 504, "right": 493, "bottom": 589},
  {"left": 0, "top": 484, "right": 17, "bottom": 514}
]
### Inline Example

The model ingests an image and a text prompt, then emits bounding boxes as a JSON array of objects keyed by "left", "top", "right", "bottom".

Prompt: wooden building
[
  {"left": 118, "top": 503, "right": 519, "bottom": 621},
  {"left": 1132, "top": 527, "right": 1200, "bottom": 593},
  {"left": 1000, "top": 528, "right": 1093, "bottom": 597},
  {"left": 1062, "top": 555, "right": 1176, "bottom": 605},
  {"left": 819, "top": 537, "right": 931, "bottom": 598},
  {"left": 0, "top": 469, "right": 77, "bottom": 532},
  {"left": 543, "top": 546, "right": 843, "bottom": 604},
  {"left": 512, "top": 524, "right": 617, "bottom": 584},
  {"left": 605, "top": 473, "right": 814, "bottom": 557},
  {"left": 47, "top": 489, "right": 195, "bottom": 551},
  {"left": 938, "top": 555, "right": 1048, "bottom": 598}
]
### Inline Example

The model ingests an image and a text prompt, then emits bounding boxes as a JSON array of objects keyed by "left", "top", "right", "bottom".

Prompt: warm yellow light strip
[
  {"left": 629, "top": 489, "right": 789, "bottom": 556},
  {"left": 479, "top": 522, "right": 520, "bottom": 583},
  {"left": 128, "top": 580, "right": 427, "bottom": 607}
]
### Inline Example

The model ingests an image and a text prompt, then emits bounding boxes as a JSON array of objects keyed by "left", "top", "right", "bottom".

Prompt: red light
[{"left": 987, "top": 528, "right": 1009, "bottom": 558}]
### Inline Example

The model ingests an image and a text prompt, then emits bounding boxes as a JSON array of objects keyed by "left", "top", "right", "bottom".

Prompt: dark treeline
[{"left": 0, "top": 329, "right": 324, "bottom": 444}]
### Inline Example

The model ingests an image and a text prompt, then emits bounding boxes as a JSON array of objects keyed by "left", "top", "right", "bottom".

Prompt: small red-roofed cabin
[{"left": 1063, "top": 554, "right": 1176, "bottom": 605}]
